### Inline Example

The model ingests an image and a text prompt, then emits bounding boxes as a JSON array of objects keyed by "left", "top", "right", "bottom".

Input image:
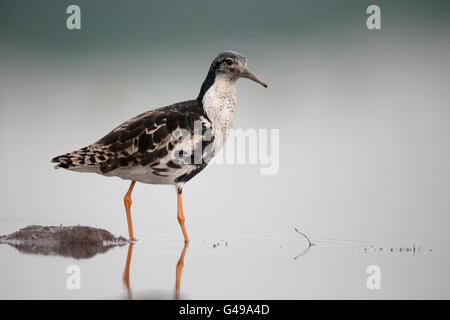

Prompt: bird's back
[{"left": 52, "top": 99, "right": 215, "bottom": 185}]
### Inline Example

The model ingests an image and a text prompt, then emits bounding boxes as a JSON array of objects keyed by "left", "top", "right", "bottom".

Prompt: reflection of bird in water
[
  {"left": 52, "top": 51, "right": 267, "bottom": 242},
  {"left": 122, "top": 242, "right": 189, "bottom": 300},
  {"left": 122, "top": 243, "right": 134, "bottom": 300},
  {"left": 175, "top": 242, "right": 189, "bottom": 300}
]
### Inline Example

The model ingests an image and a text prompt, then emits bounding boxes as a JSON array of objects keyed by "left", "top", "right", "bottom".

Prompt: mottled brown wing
[
  {"left": 94, "top": 102, "right": 210, "bottom": 173},
  {"left": 52, "top": 100, "right": 211, "bottom": 173}
]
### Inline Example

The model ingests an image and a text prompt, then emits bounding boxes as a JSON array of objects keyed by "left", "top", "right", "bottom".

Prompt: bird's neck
[{"left": 201, "top": 75, "right": 237, "bottom": 140}]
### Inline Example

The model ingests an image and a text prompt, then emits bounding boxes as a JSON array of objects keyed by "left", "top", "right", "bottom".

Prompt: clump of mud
[{"left": 0, "top": 225, "right": 129, "bottom": 259}]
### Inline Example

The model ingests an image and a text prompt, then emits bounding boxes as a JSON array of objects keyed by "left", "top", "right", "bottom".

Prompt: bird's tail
[{"left": 51, "top": 146, "right": 106, "bottom": 170}]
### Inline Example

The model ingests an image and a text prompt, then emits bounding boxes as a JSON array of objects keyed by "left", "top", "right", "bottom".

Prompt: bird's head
[
  {"left": 198, "top": 51, "right": 267, "bottom": 100},
  {"left": 210, "top": 51, "right": 268, "bottom": 88}
]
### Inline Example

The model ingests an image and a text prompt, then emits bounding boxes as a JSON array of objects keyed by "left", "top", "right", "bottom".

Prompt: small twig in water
[{"left": 294, "top": 228, "right": 312, "bottom": 248}]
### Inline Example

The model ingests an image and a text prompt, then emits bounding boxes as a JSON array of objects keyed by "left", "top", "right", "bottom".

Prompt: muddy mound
[{"left": 0, "top": 225, "right": 129, "bottom": 259}]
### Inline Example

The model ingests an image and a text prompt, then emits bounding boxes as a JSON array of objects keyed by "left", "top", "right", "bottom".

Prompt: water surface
[{"left": 1, "top": 222, "right": 448, "bottom": 299}]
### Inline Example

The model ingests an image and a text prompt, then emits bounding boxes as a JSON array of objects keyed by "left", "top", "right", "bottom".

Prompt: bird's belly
[{"left": 104, "top": 164, "right": 199, "bottom": 185}]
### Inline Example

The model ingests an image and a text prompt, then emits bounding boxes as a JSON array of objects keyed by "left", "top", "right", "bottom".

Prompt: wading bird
[{"left": 52, "top": 51, "right": 267, "bottom": 242}]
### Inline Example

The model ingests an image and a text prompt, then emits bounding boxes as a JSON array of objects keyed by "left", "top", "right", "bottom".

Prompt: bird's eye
[{"left": 225, "top": 59, "right": 233, "bottom": 65}]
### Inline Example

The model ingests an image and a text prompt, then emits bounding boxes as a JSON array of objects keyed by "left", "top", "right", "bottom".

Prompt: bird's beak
[{"left": 240, "top": 68, "right": 268, "bottom": 88}]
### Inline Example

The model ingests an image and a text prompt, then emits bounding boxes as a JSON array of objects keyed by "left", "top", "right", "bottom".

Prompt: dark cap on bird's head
[{"left": 210, "top": 51, "right": 247, "bottom": 69}]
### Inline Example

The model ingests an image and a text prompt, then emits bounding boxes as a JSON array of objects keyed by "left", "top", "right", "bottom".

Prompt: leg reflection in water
[
  {"left": 123, "top": 243, "right": 134, "bottom": 300},
  {"left": 175, "top": 242, "right": 189, "bottom": 300},
  {"left": 122, "top": 241, "right": 190, "bottom": 299}
]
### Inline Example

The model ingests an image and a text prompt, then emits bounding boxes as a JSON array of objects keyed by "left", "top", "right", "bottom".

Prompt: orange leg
[
  {"left": 122, "top": 243, "right": 134, "bottom": 299},
  {"left": 124, "top": 180, "right": 137, "bottom": 241},
  {"left": 177, "top": 189, "right": 189, "bottom": 243},
  {"left": 175, "top": 241, "right": 189, "bottom": 300}
]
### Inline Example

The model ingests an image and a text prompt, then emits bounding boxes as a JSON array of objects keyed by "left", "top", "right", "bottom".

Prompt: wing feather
[{"left": 52, "top": 99, "right": 214, "bottom": 176}]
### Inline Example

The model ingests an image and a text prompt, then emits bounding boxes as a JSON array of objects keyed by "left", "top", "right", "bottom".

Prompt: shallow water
[
  {"left": 0, "top": 0, "right": 449, "bottom": 300},
  {"left": 1, "top": 222, "right": 448, "bottom": 299}
]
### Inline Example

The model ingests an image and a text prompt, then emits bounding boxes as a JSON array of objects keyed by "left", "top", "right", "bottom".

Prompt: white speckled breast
[{"left": 202, "top": 75, "right": 237, "bottom": 151}]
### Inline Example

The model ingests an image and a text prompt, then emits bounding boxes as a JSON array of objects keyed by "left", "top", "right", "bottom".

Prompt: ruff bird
[{"left": 52, "top": 51, "right": 267, "bottom": 242}]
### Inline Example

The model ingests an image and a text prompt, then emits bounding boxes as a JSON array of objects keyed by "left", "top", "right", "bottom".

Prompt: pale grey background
[{"left": 0, "top": 0, "right": 449, "bottom": 299}]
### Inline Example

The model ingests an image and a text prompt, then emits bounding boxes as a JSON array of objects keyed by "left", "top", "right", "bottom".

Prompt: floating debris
[
  {"left": 320, "top": 243, "right": 433, "bottom": 255},
  {"left": 294, "top": 227, "right": 312, "bottom": 248}
]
